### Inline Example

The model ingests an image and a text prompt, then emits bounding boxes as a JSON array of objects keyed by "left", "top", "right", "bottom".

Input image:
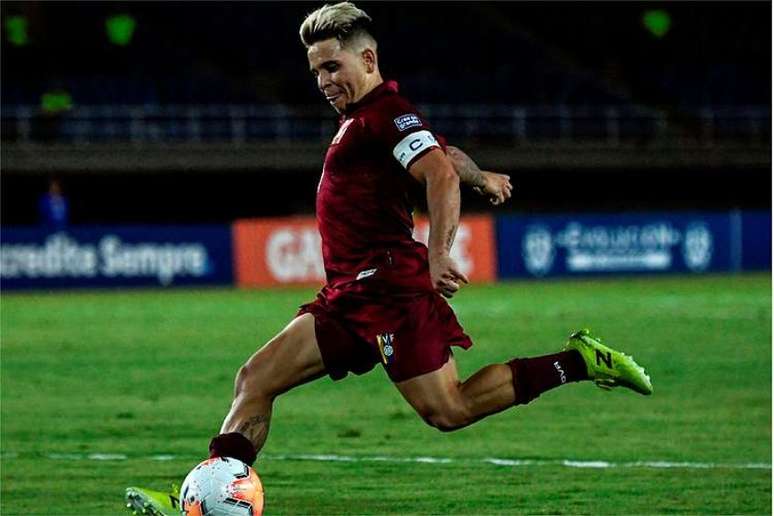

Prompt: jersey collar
[{"left": 343, "top": 80, "right": 399, "bottom": 116}]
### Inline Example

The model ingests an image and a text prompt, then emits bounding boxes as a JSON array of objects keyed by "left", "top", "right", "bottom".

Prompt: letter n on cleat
[{"left": 595, "top": 350, "right": 613, "bottom": 368}]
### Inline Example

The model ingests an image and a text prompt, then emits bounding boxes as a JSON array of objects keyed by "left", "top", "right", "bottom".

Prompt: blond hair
[{"left": 299, "top": 2, "right": 376, "bottom": 50}]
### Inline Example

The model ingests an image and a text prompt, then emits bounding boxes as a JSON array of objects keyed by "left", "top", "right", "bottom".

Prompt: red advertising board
[
  {"left": 412, "top": 214, "right": 497, "bottom": 283},
  {"left": 233, "top": 215, "right": 496, "bottom": 288}
]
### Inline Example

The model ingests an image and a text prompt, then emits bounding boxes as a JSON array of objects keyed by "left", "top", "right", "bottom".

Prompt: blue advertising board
[
  {"left": 497, "top": 211, "right": 770, "bottom": 279},
  {"left": 740, "top": 211, "right": 772, "bottom": 271},
  {"left": 1, "top": 225, "right": 234, "bottom": 289}
]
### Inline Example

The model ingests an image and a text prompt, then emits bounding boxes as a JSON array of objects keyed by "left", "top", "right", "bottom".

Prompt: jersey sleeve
[{"left": 369, "top": 95, "right": 445, "bottom": 170}]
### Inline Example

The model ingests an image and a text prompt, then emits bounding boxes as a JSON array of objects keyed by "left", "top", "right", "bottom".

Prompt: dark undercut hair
[{"left": 299, "top": 2, "right": 377, "bottom": 51}]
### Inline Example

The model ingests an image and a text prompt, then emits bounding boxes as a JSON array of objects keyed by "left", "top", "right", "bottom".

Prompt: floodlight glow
[
  {"left": 643, "top": 10, "right": 671, "bottom": 38},
  {"left": 5, "top": 16, "right": 29, "bottom": 46},
  {"left": 106, "top": 14, "right": 136, "bottom": 46},
  {"left": 41, "top": 91, "right": 73, "bottom": 113}
]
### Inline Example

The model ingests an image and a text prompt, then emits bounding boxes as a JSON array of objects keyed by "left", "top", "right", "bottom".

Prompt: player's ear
[{"left": 361, "top": 48, "right": 377, "bottom": 73}]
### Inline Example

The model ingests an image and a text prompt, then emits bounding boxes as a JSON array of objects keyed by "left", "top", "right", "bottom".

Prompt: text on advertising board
[
  {"left": 1, "top": 226, "right": 233, "bottom": 289},
  {"left": 233, "top": 215, "right": 496, "bottom": 287}
]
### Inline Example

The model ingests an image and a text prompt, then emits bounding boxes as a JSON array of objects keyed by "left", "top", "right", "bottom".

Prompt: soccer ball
[{"left": 180, "top": 457, "right": 264, "bottom": 515}]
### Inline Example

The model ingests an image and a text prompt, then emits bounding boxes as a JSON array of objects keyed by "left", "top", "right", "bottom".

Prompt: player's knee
[
  {"left": 420, "top": 405, "right": 472, "bottom": 432},
  {"left": 234, "top": 363, "right": 257, "bottom": 398},
  {"left": 234, "top": 344, "right": 280, "bottom": 400}
]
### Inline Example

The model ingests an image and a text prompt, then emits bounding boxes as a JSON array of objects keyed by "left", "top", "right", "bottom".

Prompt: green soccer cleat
[
  {"left": 125, "top": 486, "right": 180, "bottom": 516},
  {"left": 565, "top": 329, "right": 653, "bottom": 395}
]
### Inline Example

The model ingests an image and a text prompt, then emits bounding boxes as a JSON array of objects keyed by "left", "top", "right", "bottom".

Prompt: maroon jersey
[
  {"left": 299, "top": 80, "right": 473, "bottom": 383},
  {"left": 316, "top": 80, "right": 443, "bottom": 294}
]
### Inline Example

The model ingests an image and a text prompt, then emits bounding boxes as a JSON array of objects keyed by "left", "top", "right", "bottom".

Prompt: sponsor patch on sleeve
[{"left": 393, "top": 113, "right": 422, "bottom": 132}]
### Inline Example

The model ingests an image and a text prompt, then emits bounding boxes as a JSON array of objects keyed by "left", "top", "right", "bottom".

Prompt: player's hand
[
  {"left": 473, "top": 171, "right": 513, "bottom": 205},
  {"left": 429, "top": 252, "right": 469, "bottom": 298}
]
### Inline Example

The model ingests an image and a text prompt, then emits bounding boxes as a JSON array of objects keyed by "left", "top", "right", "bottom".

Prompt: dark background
[{"left": 1, "top": 2, "right": 771, "bottom": 225}]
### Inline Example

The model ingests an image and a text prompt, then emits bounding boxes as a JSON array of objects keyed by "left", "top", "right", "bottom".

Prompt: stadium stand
[{"left": 0, "top": 2, "right": 769, "bottom": 224}]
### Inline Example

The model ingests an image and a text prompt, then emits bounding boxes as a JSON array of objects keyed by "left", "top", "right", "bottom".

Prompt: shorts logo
[
  {"left": 356, "top": 268, "right": 377, "bottom": 280},
  {"left": 376, "top": 333, "right": 395, "bottom": 365},
  {"left": 394, "top": 114, "right": 422, "bottom": 132}
]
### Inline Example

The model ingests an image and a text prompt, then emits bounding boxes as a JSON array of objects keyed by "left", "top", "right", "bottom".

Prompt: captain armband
[{"left": 392, "top": 130, "right": 441, "bottom": 169}]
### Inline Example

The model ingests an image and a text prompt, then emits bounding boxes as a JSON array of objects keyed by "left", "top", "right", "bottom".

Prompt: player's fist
[
  {"left": 429, "top": 252, "right": 469, "bottom": 298},
  {"left": 473, "top": 171, "right": 513, "bottom": 205}
]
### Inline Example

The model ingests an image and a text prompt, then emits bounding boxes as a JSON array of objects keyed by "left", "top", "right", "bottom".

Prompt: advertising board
[
  {"left": 233, "top": 215, "right": 497, "bottom": 287},
  {"left": 740, "top": 211, "right": 772, "bottom": 271},
  {"left": 3, "top": 211, "right": 765, "bottom": 289},
  {"left": 1, "top": 226, "right": 234, "bottom": 289},
  {"left": 497, "top": 211, "right": 770, "bottom": 279}
]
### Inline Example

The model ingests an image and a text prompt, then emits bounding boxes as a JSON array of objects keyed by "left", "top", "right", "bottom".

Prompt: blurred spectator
[{"left": 38, "top": 178, "right": 69, "bottom": 229}]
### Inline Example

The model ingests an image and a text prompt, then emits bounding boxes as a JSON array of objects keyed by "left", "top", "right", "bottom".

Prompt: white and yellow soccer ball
[{"left": 180, "top": 457, "right": 264, "bottom": 516}]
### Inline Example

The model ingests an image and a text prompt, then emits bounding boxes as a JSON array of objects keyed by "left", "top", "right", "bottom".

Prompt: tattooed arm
[
  {"left": 407, "top": 148, "right": 469, "bottom": 298},
  {"left": 446, "top": 146, "right": 513, "bottom": 205},
  {"left": 446, "top": 146, "right": 486, "bottom": 189}
]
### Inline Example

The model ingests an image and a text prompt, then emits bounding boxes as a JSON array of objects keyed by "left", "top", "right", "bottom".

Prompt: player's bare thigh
[
  {"left": 240, "top": 313, "right": 327, "bottom": 398},
  {"left": 393, "top": 357, "right": 471, "bottom": 429},
  {"left": 394, "top": 356, "right": 515, "bottom": 431}
]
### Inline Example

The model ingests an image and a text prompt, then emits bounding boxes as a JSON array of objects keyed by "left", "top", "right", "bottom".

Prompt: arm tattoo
[
  {"left": 445, "top": 225, "right": 457, "bottom": 251},
  {"left": 447, "top": 146, "right": 486, "bottom": 188}
]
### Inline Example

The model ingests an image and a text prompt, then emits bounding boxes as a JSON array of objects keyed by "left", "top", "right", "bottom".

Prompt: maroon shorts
[{"left": 297, "top": 288, "right": 472, "bottom": 383}]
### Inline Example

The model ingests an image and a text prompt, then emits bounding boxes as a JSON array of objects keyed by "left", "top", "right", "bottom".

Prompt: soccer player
[{"left": 127, "top": 3, "right": 652, "bottom": 513}]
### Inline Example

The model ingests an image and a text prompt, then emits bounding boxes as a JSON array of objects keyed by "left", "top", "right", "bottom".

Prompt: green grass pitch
[{"left": 1, "top": 274, "right": 771, "bottom": 514}]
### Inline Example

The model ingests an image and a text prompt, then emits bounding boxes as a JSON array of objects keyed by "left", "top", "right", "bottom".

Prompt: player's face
[{"left": 308, "top": 38, "right": 370, "bottom": 113}]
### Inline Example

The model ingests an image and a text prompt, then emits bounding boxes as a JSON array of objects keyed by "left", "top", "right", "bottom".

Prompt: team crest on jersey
[
  {"left": 331, "top": 118, "right": 355, "bottom": 145},
  {"left": 394, "top": 113, "right": 422, "bottom": 132},
  {"left": 376, "top": 333, "right": 395, "bottom": 365}
]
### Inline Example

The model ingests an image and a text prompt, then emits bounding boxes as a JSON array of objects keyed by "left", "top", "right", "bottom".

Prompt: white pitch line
[
  {"left": 0, "top": 452, "right": 769, "bottom": 470},
  {"left": 89, "top": 453, "right": 129, "bottom": 461},
  {"left": 151, "top": 454, "right": 177, "bottom": 461},
  {"left": 259, "top": 454, "right": 772, "bottom": 470}
]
